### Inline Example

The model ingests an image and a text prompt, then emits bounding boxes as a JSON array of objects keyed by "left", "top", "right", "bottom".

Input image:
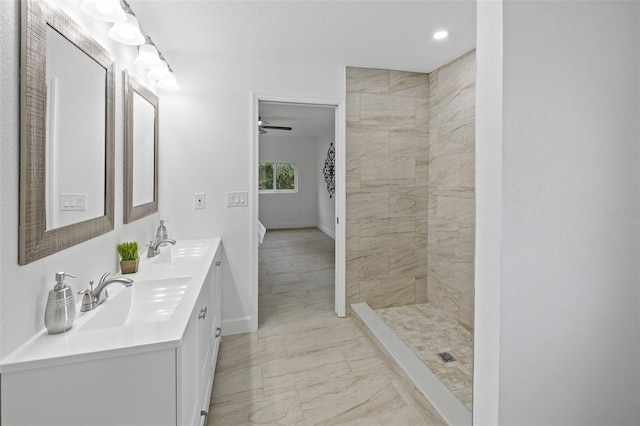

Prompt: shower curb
[{"left": 351, "top": 302, "right": 471, "bottom": 426}]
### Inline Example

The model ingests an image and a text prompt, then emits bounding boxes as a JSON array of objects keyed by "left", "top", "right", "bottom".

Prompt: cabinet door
[
  {"left": 212, "top": 255, "right": 222, "bottom": 370},
  {"left": 2, "top": 349, "right": 176, "bottom": 426},
  {"left": 178, "top": 278, "right": 212, "bottom": 426},
  {"left": 177, "top": 295, "right": 201, "bottom": 426},
  {"left": 201, "top": 254, "right": 223, "bottom": 418},
  {"left": 178, "top": 250, "right": 220, "bottom": 425},
  {"left": 197, "top": 274, "right": 213, "bottom": 396}
]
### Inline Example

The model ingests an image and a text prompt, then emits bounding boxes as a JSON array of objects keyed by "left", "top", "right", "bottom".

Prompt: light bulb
[
  {"left": 107, "top": 13, "right": 145, "bottom": 45},
  {"left": 433, "top": 30, "right": 449, "bottom": 40},
  {"left": 148, "top": 61, "right": 170, "bottom": 81},
  {"left": 157, "top": 72, "right": 179, "bottom": 90},
  {"left": 81, "top": 0, "right": 126, "bottom": 23},
  {"left": 95, "top": 0, "right": 113, "bottom": 14},
  {"left": 135, "top": 44, "right": 162, "bottom": 68}
]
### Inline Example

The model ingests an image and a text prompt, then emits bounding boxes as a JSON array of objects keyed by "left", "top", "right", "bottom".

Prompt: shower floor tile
[{"left": 374, "top": 303, "right": 473, "bottom": 410}]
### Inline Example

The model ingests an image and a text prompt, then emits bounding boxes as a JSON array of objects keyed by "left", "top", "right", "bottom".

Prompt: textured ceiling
[
  {"left": 259, "top": 102, "right": 336, "bottom": 139},
  {"left": 130, "top": 1, "right": 476, "bottom": 138},
  {"left": 131, "top": 0, "right": 476, "bottom": 73}
]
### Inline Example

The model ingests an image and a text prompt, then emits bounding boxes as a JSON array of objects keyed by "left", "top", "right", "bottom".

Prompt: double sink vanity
[
  {"left": 7, "top": 1, "right": 225, "bottom": 424},
  {"left": 1, "top": 239, "right": 223, "bottom": 426}
]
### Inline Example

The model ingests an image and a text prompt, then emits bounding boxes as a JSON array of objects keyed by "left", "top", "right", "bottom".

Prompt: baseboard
[
  {"left": 221, "top": 316, "right": 253, "bottom": 336},
  {"left": 262, "top": 221, "right": 317, "bottom": 230},
  {"left": 317, "top": 223, "right": 335, "bottom": 240}
]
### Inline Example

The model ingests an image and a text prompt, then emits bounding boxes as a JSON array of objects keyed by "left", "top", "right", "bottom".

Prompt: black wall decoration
[{"left": 323, "top": 143, "right": 335, "bottom": 198}]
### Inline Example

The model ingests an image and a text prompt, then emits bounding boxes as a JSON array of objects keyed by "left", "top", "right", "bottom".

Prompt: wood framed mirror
[
  {"left": 19, "top": 0, "right": 115, "bottom": 265},
  {"left": 123, "top": 70, "right": 159, "bottom": 223}
]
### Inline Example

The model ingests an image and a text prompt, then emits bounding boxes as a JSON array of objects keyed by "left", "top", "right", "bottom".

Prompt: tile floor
[
  {"left": 208, "top": 228, "right": 442, "bottom": 425},
  {"left": 375, "top": 304, "right": 473, "bottom": 410}
]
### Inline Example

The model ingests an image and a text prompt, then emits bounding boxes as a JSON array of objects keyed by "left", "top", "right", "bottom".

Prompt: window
[{"left": 259, "top": 162, "right": 297, "bottom": 193}]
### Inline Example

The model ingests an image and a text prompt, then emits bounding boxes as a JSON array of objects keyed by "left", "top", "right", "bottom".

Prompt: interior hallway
[{"left": 208, "top": 228, "right": 442, "bottom": 425}]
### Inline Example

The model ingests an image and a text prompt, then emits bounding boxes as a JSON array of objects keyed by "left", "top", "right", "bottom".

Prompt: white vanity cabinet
[
  {"left": 1, "top": 239, "right": 223, "bottom": 426},
  {"left": 178, "top": 253, "right": 222, "bottom": 425}
]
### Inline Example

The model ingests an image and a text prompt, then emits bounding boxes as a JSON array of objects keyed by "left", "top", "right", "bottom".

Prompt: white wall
[
  {"left": 473, "top": 1, "right": 502, "bottom": 424},
  {"left": 259, "top": 135, "right": 319, "bottom": 229},
  {"left": 158, "top": 53, "right": 344, "bottom": 333},
  {"left": 0, "top": 0, "right": 161, "bottom": 358},
  {"left": 497, "top": 1, "right": 640, "bottom": 424},
  {"left": 316, "top": 136, "right": 336, "bottom": 239}
]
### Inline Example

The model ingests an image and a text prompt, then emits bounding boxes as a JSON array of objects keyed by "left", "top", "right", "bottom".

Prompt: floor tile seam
[
  {"left": 257, "top": 326, "right": 327, "bottom": 341},
  {"left": 296, "top": 390, "right": 337, "bottom": 426},
  {"left": 209, "top": 387, "right": 283, "bottom": 413},
  {"left": 269, "top": 282, "right": 324, "bottom": 292},
  {"left": 266, "top": 288, "right": 313, "bottom": 299},
  {"left": 260, "top": 347, "right": 346, "bottom": 376},
  {"left": 210, "top": 388, "right": 267, "bottom": 409}
]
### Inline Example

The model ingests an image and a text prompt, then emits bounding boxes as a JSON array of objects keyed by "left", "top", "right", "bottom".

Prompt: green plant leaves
[{"left": 117, "top": 241, "right": 139, "bottom": 261}]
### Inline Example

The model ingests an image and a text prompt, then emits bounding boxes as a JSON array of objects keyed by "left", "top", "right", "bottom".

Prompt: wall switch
[
  {"left": 227, "top": 191, "right": 248, "bottom": 207},
  {"left": 60, "top": 193, "right": 86, "bottom": 211},
  {"left": 194, "top": 193, "right": 206, "bottom": 209}
]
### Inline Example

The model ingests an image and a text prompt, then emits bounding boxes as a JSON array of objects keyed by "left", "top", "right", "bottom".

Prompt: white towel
[{"left": 257, "top": 220, "right": 266, "bottom": 244}]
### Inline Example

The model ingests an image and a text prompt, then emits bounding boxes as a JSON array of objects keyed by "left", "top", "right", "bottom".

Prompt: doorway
[{"left": 250, "top": 95, "right": 346, "bottom": 331}]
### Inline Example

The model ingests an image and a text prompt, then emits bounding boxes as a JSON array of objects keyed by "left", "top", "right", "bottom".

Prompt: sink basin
[
  {"left": 79, "top": 276, "right": 192, "bottom": 332},
  {"left": 152, "top": 241, "right": 210, "bottom": 266}
]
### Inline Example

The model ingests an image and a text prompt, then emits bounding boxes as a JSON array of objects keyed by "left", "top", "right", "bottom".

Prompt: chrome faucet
[
  {"left": 78, "top": 272, "right": 133, "bottom": 312},
  {"left": 147, "top": 238, "right": 176, "bottom": 258}
]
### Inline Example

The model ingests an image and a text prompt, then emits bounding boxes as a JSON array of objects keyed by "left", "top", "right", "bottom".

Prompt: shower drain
[{"left": 437, "top": 352, "right": 456, "bottom": 363}]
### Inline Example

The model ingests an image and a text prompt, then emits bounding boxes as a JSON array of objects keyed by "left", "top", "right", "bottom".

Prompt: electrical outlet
[{"left": 194, "top": 193, "right": 206, "bottom": 209}]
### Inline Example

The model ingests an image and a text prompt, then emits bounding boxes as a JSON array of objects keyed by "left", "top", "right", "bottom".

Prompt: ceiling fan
[{"left": 258, "top": 116, "right": 292, "bottom": 134}]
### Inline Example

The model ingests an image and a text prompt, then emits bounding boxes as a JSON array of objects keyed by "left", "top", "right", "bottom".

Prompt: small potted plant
[{"left": 117, "top": 241, "right": 139, "bottom": 274}]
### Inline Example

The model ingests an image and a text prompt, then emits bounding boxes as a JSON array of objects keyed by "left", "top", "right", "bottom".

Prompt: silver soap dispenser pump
[
  {"left": 44, "top": 272, "right": 77, "bottom": 334},
  {"left": 156, "top": 219, "right": 169, "bottom": 242}
]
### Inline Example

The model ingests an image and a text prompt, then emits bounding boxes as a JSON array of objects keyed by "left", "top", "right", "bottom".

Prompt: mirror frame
[
  {"left": 19, "top": 0, "right": 115, "bottom": 265},
  {"left": 123, "top": 70, "right": 159, "bottom": 223}
]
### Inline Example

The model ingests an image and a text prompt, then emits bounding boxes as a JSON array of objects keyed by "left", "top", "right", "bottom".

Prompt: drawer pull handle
[
  {"left": 200, "top": 410, "right": 208, "bottom": 425},
  {"left": 199, "top": 307, "right": 207, "bottom": 319},
  {"left": 215, "top": 326, "right": 222, "bottom": 337}
]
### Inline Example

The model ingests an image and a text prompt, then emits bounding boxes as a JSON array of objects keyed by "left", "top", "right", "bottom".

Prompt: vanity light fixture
[
  {"left": 80, "top": 0, "right": 126, "bottom": 23},
  {"left": 107, "top": 12, "right": 145, "bottom": 45},
  {"left": 433, "top": 30, "right": 449, "bottom": 40},
  {"left": 83, "top": 0, "right": 179, "bottom": 89},
  {"left": 135, "top": 39, "right": 162, "bottom": 68}
]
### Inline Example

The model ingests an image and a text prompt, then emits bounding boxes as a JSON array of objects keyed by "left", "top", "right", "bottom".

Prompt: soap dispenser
[
  {"left": 156, "top": 219, "right": 169, "bottom": 242},
  {"left": 44, "top": 272, "right": 77, "bottom": 334}
]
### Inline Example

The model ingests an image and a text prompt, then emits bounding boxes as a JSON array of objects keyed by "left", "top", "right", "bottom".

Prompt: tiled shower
[{"left": 345, "top": 50, "right": 476, "bottom": 409}]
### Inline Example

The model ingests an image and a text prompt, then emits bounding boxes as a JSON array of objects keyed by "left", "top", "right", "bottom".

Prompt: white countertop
[{"left": 0, "top": 238, "right": 221, "bottom": 374}]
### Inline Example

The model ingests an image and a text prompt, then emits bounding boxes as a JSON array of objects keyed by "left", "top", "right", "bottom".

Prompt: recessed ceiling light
[{"left": 433, "top": 30, "right": 449, "bottom": 41}]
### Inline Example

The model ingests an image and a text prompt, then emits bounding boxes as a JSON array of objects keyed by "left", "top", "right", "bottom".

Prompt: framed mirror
[
  {"left": 19, "top": 0, "right": 115, "bottom": 265},
  {"left": 123, "top": 70, "right": 159, "bottom": 223}
]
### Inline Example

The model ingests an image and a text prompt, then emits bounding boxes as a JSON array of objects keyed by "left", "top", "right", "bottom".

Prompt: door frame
[{"left": 250, "top": 92, "right": 347, "bottom": 331}]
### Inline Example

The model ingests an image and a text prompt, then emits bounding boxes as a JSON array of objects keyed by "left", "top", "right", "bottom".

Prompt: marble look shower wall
[
  {"left": 345, "top": 67, "right": 430, "bottom": 310},
  {"left": 427, "top": 51, "right": 476, "bottom": 331}
]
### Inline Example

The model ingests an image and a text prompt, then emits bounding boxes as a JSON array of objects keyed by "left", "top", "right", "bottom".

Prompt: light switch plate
[
  {"left": 60, "top": 193, "right": 86, "bottom": 211},
  {"left": 194, "top": 193, "right": 206, "bottom": 209},
  {"left": 227, "top": 191, "right": 248, "bottom": 207}
]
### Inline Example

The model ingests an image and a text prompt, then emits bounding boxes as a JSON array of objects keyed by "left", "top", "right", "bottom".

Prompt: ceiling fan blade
[{"left": 262, "top": 125, "right": 292, "bottom": 131}]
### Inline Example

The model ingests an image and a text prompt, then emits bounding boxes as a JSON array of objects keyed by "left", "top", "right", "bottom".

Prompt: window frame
[{"left": 258, "top": 162, "right": 298, "bottom": 194}]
